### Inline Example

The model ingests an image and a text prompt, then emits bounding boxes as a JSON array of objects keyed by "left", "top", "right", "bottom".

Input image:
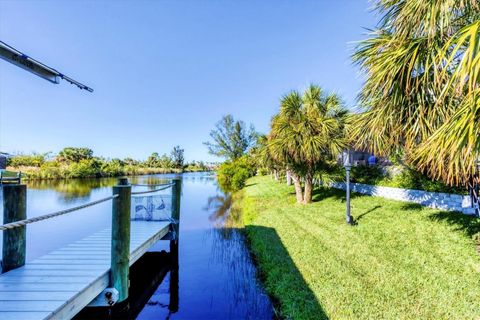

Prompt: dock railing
[{"left": 0, "top": 177, "right": 181, "bottom": 305}]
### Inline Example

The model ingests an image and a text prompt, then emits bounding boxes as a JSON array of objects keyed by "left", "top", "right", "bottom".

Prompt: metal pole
[
  {"left": 344, "top": 151, "right": 354, "bottom": 225},
  {"left": 346, "top": 166, "right": 353, "bottom": 224},
  {"left": 475, "top": 159, "right": 480, "bottom": 217},
  {"left": 110, "top": 177, "right": 131, "bottom": 302},
  {"left": 2, "top": 184, "right": 27, "bottom": 273}
]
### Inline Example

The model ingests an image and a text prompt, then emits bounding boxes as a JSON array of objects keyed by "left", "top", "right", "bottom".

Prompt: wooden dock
[
  {"left": 0, "top": 221, "right": 170, "bottom": 320},
  {"left": 0, "top": 177, "right": 182, "bottom": 320}
]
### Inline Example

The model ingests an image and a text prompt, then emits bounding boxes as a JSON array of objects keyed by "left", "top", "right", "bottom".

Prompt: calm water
[{"left": 0, "top": 172, "right": 273, "bottom": 319}]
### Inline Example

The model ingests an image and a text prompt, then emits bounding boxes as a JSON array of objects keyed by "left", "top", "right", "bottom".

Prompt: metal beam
[{"left": 0, "top": 41, "right": 93, "bottom": 92}]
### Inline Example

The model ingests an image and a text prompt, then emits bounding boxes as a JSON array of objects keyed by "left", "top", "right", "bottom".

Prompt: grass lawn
[{"left": 239, "top": 175, "right": 480, "bottom": 319}]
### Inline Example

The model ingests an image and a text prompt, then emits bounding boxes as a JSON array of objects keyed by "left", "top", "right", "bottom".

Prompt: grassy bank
[{"left": 239, "top": 175, "right": 480, "bottom": 319}]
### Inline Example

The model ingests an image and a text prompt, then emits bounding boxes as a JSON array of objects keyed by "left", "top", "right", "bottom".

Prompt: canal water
[{"left": 0, "top": 172, "right": 273, "bottom": 319}]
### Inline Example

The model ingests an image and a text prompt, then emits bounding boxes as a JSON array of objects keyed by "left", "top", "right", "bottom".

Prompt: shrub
[
  {"left": 8, "top": 154, "right": 46, "bottom": 167},
  {"left": 66, "top": 159, "right": 102, "bottom": 178},
  {"left": 217, "top": 156, "right": 256, "bottom": 192},
  {"left": 350, "top": 165, "right": 386, "bottom": 185},
  {"left": 101, "top": 159, "right": 125, "bottom": 177}
]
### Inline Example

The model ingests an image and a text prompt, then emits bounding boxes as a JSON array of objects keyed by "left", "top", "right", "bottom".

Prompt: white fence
[{"left": 327, "top": 181, "right": 475, "bottom": 215}]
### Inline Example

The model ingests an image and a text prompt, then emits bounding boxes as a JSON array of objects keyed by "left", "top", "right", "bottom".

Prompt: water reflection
[
  {"left": 207, "top": 194, "right": 233, "bottom": 226},
  {"left": 27, "top": 178, "right": 117, "bottom": 203},
  {"left": 206, "top": 192, "right": 272, "bottom": 319},
  {"left": 137, "top": 177, "right": 273, "bottom": 319},
  {"left": 74, "top": 250, "right": 178, "bottom": 320}
]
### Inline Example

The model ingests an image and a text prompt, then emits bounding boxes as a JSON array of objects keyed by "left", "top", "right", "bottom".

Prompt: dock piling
[
  {"left": 170, "top": 178, "right": 181, "bottom": 238},
  {"left": 111, "top": 178, "right": 131, "bottom": 302},
  {"left": 2, "top": 184, "right": 27, "bottom": 273}
]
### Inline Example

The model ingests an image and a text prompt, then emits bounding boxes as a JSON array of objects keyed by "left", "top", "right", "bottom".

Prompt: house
[
  {"left": 339, "top": 150, "right": 387, "bottom": 167},
  {"left": 0, "top": 152, "right": 9, "bottom": 171}
]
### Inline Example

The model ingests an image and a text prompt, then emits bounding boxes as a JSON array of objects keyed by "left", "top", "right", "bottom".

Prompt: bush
[
  {"left": 217, "top": 156, "right": 256, "bottom": 192},
  {"left": 101, "top": 159, "right": 125, "bottom": 177},
  {"left": 388, "top": 167, "right": 465, "bottom": 194},
  {"left": 66, "top": 159, "right": 102, "bottom": 178},
  {"left": 350, "top": 165, "right": 386, "bottom": 185},
  {"left": 8, "top": 154, "right": 46, "bottom": 167}
]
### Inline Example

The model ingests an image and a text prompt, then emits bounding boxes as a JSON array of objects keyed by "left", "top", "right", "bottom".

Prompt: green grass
[{"left": 240, "top": 176, "right": 480, "bottom": 319}]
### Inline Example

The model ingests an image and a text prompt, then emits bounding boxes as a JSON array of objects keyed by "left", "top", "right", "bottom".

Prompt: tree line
[{"left": 7, "top": 146, "right": 211, "bottom": 179}]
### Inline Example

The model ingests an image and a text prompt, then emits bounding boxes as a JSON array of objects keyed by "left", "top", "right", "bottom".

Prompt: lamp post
[
  {"left": 344, "top": 150, "right": 354, "bottom": 225},
  {"left": 475, "top": 158, "right": 480, "bottom": 217}
]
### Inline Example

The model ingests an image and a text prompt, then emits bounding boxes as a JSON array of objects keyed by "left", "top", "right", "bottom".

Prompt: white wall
[{"left": 327, "top": 181, "right": 475, "bottom": 215}]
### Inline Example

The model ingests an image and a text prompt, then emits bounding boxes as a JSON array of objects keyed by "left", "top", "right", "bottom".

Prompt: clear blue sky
[{"left": 0, "top": 0, "right": 376, "bottom": 162}]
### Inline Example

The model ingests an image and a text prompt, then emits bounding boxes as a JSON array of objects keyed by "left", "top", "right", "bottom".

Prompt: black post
[
  {"left": 2, "top": 184, "right": 27, "bottom": 273},
  {"left": 111, "top": 178, "right": 131, "bottom": 302},
  {"left": 344, "top": 151, "right": 354, "bottom": 225}
]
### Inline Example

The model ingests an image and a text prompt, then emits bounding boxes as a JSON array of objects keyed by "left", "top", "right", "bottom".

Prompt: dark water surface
[{"left": 0, "top": 172, "right": 273, "bottom": 319}]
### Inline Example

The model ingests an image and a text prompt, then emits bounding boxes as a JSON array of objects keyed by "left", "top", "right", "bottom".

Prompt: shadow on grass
[
  {"left": 245, "top": 225, "right": 328, "bottom": 319},
  {"left": 400, "top": 203, "right": 424, "bottom": 211},
  {"left": 429, "top": 211, "right": 480, "bottom": 238},
  {"left": 355, "top": 205, "right": 382, "bottom": 222}
]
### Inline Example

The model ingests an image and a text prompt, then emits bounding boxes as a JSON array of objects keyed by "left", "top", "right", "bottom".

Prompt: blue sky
[{"left": 0, "top": 0, "right": 376, "bottom": 162}]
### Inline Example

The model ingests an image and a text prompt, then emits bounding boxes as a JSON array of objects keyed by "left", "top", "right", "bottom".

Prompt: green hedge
[{"left": 217, "top": 156, "right": 256, "bottom": 192}]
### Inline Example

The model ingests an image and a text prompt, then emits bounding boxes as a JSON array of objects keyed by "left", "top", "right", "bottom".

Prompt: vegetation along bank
[{"left": 4, "top": 146, "right": 212, "bottom": 180}]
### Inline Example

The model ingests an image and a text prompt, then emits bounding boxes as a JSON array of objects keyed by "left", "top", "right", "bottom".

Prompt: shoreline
[{"left": 4, "top": 167, "right": 212, "bottom": 182}]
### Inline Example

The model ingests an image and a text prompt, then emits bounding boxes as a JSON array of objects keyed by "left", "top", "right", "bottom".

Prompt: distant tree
[
  {"left": 57, "top": 147, "right": 93, "bottom": 163},
  {"left": 123, "top": 157, "right": 139, "bottom": 166},
  {"left": 171, "top": 146, "right": 185, "bottom": 168},
  {"left": 145, "top": 152, "right": 160, "bottom": 167},
  {"left": 158, "top": 154, "right": 174, "bottom": 168},
  {"left": 8, "top": 152, "right": 48, "bottom": 167},
  {"left": 204, "top": 114, "right": 257, "bottom": 160}
]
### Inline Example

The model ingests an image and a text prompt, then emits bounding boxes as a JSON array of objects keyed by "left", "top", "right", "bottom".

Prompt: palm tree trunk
[
  {"left": 286, "top": 169, "right": 292, "bottom": 186},
  {"left": 303, "top": 174, "right": 313, "bottom": 204},
  {"left": 274, "top": 170, "right": 279, "bottom": 181},
  {"left": 290, "top": 172, "right": 304, "bottom": 204}
]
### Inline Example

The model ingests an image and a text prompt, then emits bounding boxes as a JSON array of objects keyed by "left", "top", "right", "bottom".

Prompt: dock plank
[
  {"left": 0, "top": 276, "right": 96, "bottom": 283},
  {"left": 0, "top": 312, "right": 52, "bottom": 320},
  {"left": 0, "top": 292, "right": 75, "bottom": 301}
]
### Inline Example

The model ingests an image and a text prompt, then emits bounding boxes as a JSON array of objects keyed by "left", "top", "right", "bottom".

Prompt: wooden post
[
  {"left": 170, "top": 179, "right": 181, "bottom": 238},
  {"left": 118, "top": 177, "right": 129, "bottom": 186},
  {"left": 111, "top": 178, "right": 131, "bottom": 302},
  {"left": 2, "top": 184, "right": 27, "bottom": 273},
  {"left": 169, "top": 178, "right": 180, "bottom": 312}
]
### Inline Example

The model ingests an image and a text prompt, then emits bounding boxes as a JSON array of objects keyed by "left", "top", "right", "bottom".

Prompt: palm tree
[
  {"left": 351, "top": 0, "right": 479, "bottom": 187},
  {"left": 269, "top": 85, "right": 348, "bottom": 204}
]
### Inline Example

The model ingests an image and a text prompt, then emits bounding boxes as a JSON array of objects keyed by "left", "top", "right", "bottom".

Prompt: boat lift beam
[{"left": 0, "top": 40, "right": 93, "bottom": 92}]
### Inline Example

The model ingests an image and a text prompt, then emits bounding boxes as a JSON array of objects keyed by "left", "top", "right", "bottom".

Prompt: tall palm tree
[
  {"left": 269, "top": 85, "right": 348, "bottom": 204},
  {"left": 351, "top": 0, "right": 479, "bottom": 187}
]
